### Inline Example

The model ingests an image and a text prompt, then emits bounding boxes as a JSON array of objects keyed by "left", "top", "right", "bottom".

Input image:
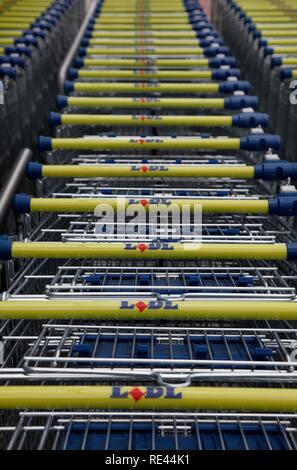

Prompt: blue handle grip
[
  {"left": 0, "top": 236, "right": 12, "bottom": 260},
  {"left": 280, "top": 68, "right": 293, "bottom": 80},
  {"left": 224, "top": 96, "right": 258, "bottom": 109},
  {"left": 49, "top": 112, "right": 62, "bottom": 126},
  {"left": 271, "top": 56, "right": 282, "bottom": 67},
  {"left": 64, "top": 81, "right": 74, "bottom": 93},
  {"left": 5, "top": 46, "right": 31, "bottom": 57},
  {"left": 254, "top": 160, "right": 297, "bottom": 180},
  {"left": 212, "top": 69, "right": 240, "bottom": 80},
  {"left": 56, "top": 95, "right": 68, "bottom": 108},
  {"left": 38, "top": 136, "right": 52, "bottom": 151},
  {"left": 199, "top": 38, "right": 223, "bottom": 47},
  {"left": 240, "top": 134, "right": 281, "bottom": 151},
  {"left": 269, "top": 194, "right": 297, "bottom": 216},
  {"left": 232, "top": 113, "right": 269, "bottom": 128},
  {"left": 287, "top": 244, "right": 297, "bottom": 260},
  {"left": 209, "top": 57, "right": 236, "bottom": 67},
  {"left": 13, "top": 194, "right": 31, "bottom": 215},
  {"left": 219, "top": 81, "right": 250, "bottom": 93},
  {"left": 203, "top": 46, "right": 229, "bottom": 57},
  {"left": 27, "top": 162, "right": 43, "bottom": 179},
  {"left": 0, "top": 67, "right": 17, "bottom": 79}
]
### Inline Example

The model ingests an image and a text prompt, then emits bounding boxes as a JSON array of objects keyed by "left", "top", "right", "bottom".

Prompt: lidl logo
[
  {"left": 127, "top": 197, "right": 171, "bottom": 206},
  {"left": 120, "top": 300, "right": 179, "bottom": 312},
  {"left": 124, "top": 242, "right": 174, "bottom": 252},
  {"left": 111, "top": 386, "right": 182, "bottom": 401},
  {"left": 130, "top": 164, "right": 168, "bottom": 172}
]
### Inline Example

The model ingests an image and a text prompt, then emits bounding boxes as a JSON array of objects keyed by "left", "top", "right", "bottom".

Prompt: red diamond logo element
[
  {"left": 140, "top": 115, "right": 145, "bottom": 121},
  {"left": 137, "top": 243, "right": 148, "bottom": 253},
  {"left": 140, "top": 165, "right": 149, "bottom": 173},
  {"left": 135, "top": 301, "right": 148, "bottom": 312},
  {"left": 138, "top": 138, "right": 145, "bottom": 144},
  {"left": 139, "top": 199, "right": 149, "bottom": 207},
  {"left": 129, "top": 387, "right": 146, "bottom": 402}
]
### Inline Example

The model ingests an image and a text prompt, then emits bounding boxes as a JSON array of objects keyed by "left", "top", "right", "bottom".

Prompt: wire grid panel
[
  {"left": 4, "top": 257, "right": 297, "bottom": 301},
  {"left": 2, "top": 412, "right": 297, "bottom": 450},
  {"left": 7, "top": 324, "right": 297, "bottom": 385}
]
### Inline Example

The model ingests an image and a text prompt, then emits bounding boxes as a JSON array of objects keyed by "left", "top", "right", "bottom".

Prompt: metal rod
[
  {"left": 58, "top": 0, "right": 98, "bottom": 94},
  {"left": 0, "top": 148, "right": 33, "bottom": 229}
]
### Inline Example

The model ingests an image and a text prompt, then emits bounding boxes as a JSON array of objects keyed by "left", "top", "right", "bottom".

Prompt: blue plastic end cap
[
  {"left": 219, "top": 81, "right": 250, "bottom": 93},
  {"left": 271, "top": 56, "right": 282, "bottom": 67},
  {"left": 212, "top": 68, "right": 240, "bottom": 80},
  {"left": 83, "top": 31, "right": 92, "bottom": 39},
  {"left": 287, "top": 243, "right": 297, "bottom": 261},
  {"left": 259, "top": 39, "right": 268, "bottom": 47},
  {"left": 240, "top": 134, "right": 281, "bottom": 151},
  {"left": 78, "top": 47, "right": 87, "bottom": 57},
  {"left": 38, "top": 136, "right": 52, "bottom": 152},
  {"left": 81, "top": 38, "right": 90, "bottom": 47},
  {"left": 13, "top": 194, "right": 31, "bottom": 215},
  {"left": 224, "top": 95, "right": 258, "bottom": 109},
  {"left": 26, "top": 162, "right": 43, "bottom": 180},
  {"left": 56, "top": 95, "right": 68, "bottom": 109},
  {"left": 0, "top": 67, "right": 17, "bottom": 79},
  {"left": 264, "top": 46, "right": 274, "bottom": 56},
  {"left": 68, "top": 68, "right": 79, "bottom": 79},
  {"left": 269, "top": 195, "right": 297, "bottom": 216},
  {"left": 0, "top": 236, "right": 12, "bottom": 261},
  {"left": 248, "top": 24, "right": 256, "bottom": 32},
  {"left": 254, "top": 160, "right": 297, "bottom": 180},
  {"left": 253, "top": 31, "right": 261, "bottom": 39},
  {"left": 209, "top": 57, "right": 236, "bottom": 67},
  {"left": 232, "top": 112, "right": 269, "bottom": 128},
  {"left": 49, "top": 112, "right": 62, "bottom": 126},
  {"left": 280, "top": 68, "right": 293, "bottom": 80},
  {"left": 64, "top": 80, "right": 74, "bottom": 93},
  {"left": 74, "top": 58, "right": 84, "bottom": 68}
]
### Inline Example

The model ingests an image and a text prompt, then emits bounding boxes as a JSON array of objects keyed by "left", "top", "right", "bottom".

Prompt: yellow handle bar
[
  {"left": 90, "top": 32, "right": 196, "bottom": 38},
  {"left": 10, "top": 241, "right": 287, "bottom": 260},
  {"left": 65, "top": 96, "right": 225, "bottom": 108},
  {"left": 60, "top": 114, "right": 233, "bottom": 127},
  {"left": 28, "top": 197, "right": 268, "bottom": 214},
  {"left": 48, "top": 136, "right": 241, "bottom": 151},
  {"left": 70, "top": 83, "right": 222, "bottom": 93},
  {"left": 79, "top": 58, "right": 209, "bottom": 66},
  {"left": 0, "top": 299, "right": 297, "bottom": 320},
  {"left": 0, "top": 385, "right": 296, "bottom": 411},
  {"left": 86, "top": 38, "right": 197, "bottom": 46},
  {"left": 75, "top": 69, "right": 213, "bottom": 79},
  {"left": 83, "top": 46, "right": 204, "bottom": 55},
  {"left": 265, "top": 38, "right": 297, "bottom": 45},
  {"left": 273, "top": 46, "right": 297, "bottom": 53},
  {"left": 40, "top": 164, "right": 254, "bottom": 179}
]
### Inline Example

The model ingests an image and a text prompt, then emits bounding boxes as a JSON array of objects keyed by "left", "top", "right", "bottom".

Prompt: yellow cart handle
[
  {"left": 78, "top": 58, "right": 209, "bottom": 66},
  {"left": 19, "top": 196, "right": 269, "bottom": 215},
  {"left": 39, "top": 136, "right": 242, "bottom": 151},
  {"left": 1, "top": 299, "right": 297, "bottom": 321},
  {"left": 35, "top": 163, "right": 255, "bottom": 179},
  {"left": 66, "top": 82, "right": 223, "bottom": 94},
  {"left": 57, "top": 113, "right": 233, "bottom": 127},
  {"left": 62, "top": 96, "right": 227, "bottom": 109},
  {"left": 1, "top": 241, "right": 289, "bottom": 261},
  {"left": 73, "top": 69, "right": 214, "bottom": 79},
  {"left": 83, "top": 46, "right": 205, "bottom": 55},
  {"left": 0, "top": 385, "right": 296, "bottom": 411}
]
